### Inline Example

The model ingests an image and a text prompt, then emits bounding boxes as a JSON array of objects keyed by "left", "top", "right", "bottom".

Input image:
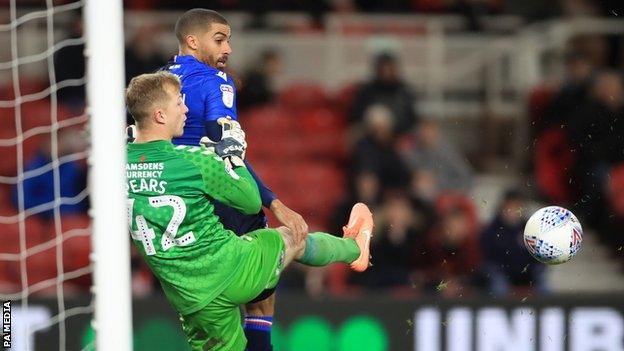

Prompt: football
[{"left": 523, "top": 206, "right": 583, "bottom": 264}]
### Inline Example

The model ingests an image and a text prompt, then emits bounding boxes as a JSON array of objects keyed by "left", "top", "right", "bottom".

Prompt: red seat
[
  {"left": 276, "top": 163, "right": 345, "bottom": 229},
  {"left": 435, "top": 191, "right": 480, "bottom": 235},
  {"left": 535, "top": 127, "right": 575, "bottom": 204},
  {"left": 278, "top": 83, "right": 328, "bottom": 110},
  {"left": 239, "top": 105, "right": 295, "bottom": 137},
  {"left": 3, "top": 244, "right": 57, "bottom": 295},
  {"left": 62, "top": 234, "right": 92, "bottom": 288},
  {"left": 333, "top": 83, "right": 359, "bottom": 114},
  {"left": 0, "top": 184, "right": 16, "bottom": 218},
  {"left": 607, "top": 164, "right": 624, "bottom": 216},
  {"left": 58, "top": 213, "right": 91, "bottom": 235},
  {"left": 298, "top": 108, "right": 347, "bottom": 160},
  {"left": 0, "top": 130, "right": 46, "bottom": 178},
  {"left": 51, "top": 214, "right": 92, "bottom": 289},
  {"left": 528, "top": 84, "right": 555, "bottom": 135},
  {"left": 0, "top": 217, "right": 48, "bottom": 256},
  {"left": 245, "top": 133, "right": 303, "bottom": 162}
]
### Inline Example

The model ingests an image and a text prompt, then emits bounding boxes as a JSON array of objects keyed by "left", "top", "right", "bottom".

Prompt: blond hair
[{"left": 125, "top": 71, "right": 181, "bottom": 126}]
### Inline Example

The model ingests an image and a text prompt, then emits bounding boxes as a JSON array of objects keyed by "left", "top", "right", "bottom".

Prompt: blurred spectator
[
  {"left": 409, "top": 168, "right": 440, "bottom": 202},
  {"left": 502, "top": 0, "right": 561, "bottom": 22},
  {"left": 541, "top": 51, "right": 594, "bottom": 133},
  {"left": 560, "top": 0, "right": 602, "bottom": 17},
  {"left": 53, "top": 15, "right": 85, "bottom": 112},
  {"left": 354, "top": 0, "right": 411, "bottom": 12},
  {"left": 350, "top": 104, "right": 411, "bottom": 190},
  {"left": 237, "top": 49, "right": 282, "bottom": 111},
  {"left": 352, "top": 192, "right": 432, "bottom": 289},
  {"left": 125, "top": 25, "right": 166, "bottom": 85},
  {"left": 533, "top": 51, "right": 593, "bottom": 205},
  {"left": 419, "top": 202, "right": 481, "bottom": 296},
  {"left": 605, "top": 165, "right": 624, "bottom": 259},
  {"left": 450, "top": 0, "right": 499, "bottom": 31},
  {"left": 349, "top": 52, "right": 418, "bottom": 135},
  {"left": 480, "top": 189, "right": 547, "bottom": 296},
  {"left": 330, "top": 171, "right": 382, "bottom": 235},
  {"left": 569, "top": 34, "right": 610, "bottom": 69},
  {"left": 568, "top": 70, "right": 624, "bottom": 228},
  {"left": 402, "top": 118, "right": 474, "bottom": 191},
  {"left": 12, "top": 129, "right": 88, "bottom": 220}
]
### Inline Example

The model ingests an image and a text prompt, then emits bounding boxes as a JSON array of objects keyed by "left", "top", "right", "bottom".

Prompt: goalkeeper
[{"left": 125, "top": 71, "right": 373, "bottom": 351}]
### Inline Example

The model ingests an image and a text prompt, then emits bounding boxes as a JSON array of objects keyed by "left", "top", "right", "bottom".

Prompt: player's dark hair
[
  {"left": 175, "top": 9, "right": 229, "bottom": 45},
  {"left": 125, "top": 71, "right": 181, "bottom": 126}
]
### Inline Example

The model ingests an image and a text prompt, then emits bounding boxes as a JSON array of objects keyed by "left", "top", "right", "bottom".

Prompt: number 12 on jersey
[{"left": 126, "top": 195, "right": 196, "bottom": 255}]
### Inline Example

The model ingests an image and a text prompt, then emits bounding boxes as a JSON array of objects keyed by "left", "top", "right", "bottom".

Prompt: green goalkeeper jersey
[{"left": 126, "top": 140, "right": 261, "bottom": 315}]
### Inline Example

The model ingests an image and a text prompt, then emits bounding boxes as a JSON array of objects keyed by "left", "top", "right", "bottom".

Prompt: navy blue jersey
[{"left": 165, "top": 55, "right": 275, "bottom": 234}]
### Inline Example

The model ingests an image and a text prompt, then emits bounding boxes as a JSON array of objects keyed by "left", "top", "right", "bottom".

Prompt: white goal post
[{"left": 84, "top": 0, "right": 132, "bottom": 350}]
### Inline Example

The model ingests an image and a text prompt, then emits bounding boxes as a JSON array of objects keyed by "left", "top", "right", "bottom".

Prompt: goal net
[{"left": 0, "top": 1, "right": 130, "bottom": 350}]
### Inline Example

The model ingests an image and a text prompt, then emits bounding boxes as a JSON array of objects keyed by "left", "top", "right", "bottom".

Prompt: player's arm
[
  {"left": 241, "top": 160, "right": 307, "bottom": 242},
  {"left": 202, "top": 76, "right": 308, "bottom": 241},
  {"left": 206, "top": 119, "right": 277, "bottom": 207},
  {"left": 190, "top": 148, "right": 261, "bottom": 215},
  {"left": 242, "top": 160, "right": 277, "bottom": 207},
  {"left": 197, "top": 118, "right": 261, "bottom": 215},
  {"left": 202, "top": 76, "right": 277, "bottom": 208}
]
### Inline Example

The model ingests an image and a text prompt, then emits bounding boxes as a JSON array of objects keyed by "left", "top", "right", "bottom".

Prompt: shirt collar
[
  {"left": 174, "top": 55, "right": 216, "bottom": 72},
  {"left": 127, "top": 140, "right": 173, "bottom": 151}
]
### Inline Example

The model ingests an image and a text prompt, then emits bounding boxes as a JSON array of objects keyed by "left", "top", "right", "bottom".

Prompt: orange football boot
[{"left": 342, "top": 203, "right": 374, "bottom": 272}]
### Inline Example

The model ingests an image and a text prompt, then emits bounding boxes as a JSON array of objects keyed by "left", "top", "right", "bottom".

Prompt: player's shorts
[
  {"left": 213, "top": 201, "right": 268, "bottom": 236},
  {"left": 180, "top": 228, "right": 285, "bottom": 351},
  {"left": 213, "top": 201, "right": 276, "bottom": 303}
]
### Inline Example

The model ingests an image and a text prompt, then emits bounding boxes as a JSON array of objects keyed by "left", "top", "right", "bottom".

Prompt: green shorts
[{"left": 180, "top": 228, "right": 285, "bottom": 351}]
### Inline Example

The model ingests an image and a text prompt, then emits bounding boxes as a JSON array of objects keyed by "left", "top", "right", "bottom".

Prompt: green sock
[{"left": 296, "top": 232, "right": 360, "bottom": 267}]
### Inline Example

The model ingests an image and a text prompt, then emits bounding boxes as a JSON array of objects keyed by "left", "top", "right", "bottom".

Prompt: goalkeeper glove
[
  {"left": 200, "top": 117, "right": 247, "bottom": 167},
  {"left": 126, "top": 125, "right": 137, "bottom": 143}
]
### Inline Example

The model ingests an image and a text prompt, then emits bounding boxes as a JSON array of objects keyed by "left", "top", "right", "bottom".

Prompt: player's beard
[{"left": 212, "top": 54, "right": 227, "bottom": 69}]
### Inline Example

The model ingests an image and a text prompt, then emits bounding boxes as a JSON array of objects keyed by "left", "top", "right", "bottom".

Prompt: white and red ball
[{"left": 523, "top": 206, "right": 583, "bottom": 265}]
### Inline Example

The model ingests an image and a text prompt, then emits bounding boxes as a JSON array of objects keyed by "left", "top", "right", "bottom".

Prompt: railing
[{"left": 2, "top": 12, "right": 623, "bottom": 122}]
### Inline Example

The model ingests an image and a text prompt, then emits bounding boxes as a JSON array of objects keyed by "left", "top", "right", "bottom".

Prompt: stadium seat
[
  {"left": 62, "top": 233, "right": 92, "bottom": 288},
  {"left": 0, "top": 79, "right": 47, "bottom": 100},
  {"left": 0, "top": 130, "right": 18, "bottom": 177},
  {"left": 435, "top": 191, "right": 480, "bottom": 235},
  {"left": 0, "top": 106, "right": 16, "bottom": 134},
  {"left": 239, "top": 105, "right": 295, "bottom": 137},
  {"left": 0, "top": 184, "right": 16, "bottom": 218},
  {"left": 333, "top": 83, "right": 359, "bottom": 114},
  {"left": 0, "top": 130, "right": 47, "bottom": 178},
  {"left": 527, "top": 84, "right": 555, "bottom": 135},
  {"left": 0, "top": 260, "right": 20, "bottom": 294},
  {"left": 45, "top": 214, "right": 92, "bottom": 289},
  {"left": 607, "top": 164, "right": 624, "bottom": 217},
  {"left": 535, "top": 127, "right": 575, "bottom": 204},
  {"left": 2, "top": 244, "right": 58, "bottom": 295},
  {"left": 0, "top": 216, "right": 48, "bottom": 256},
  {"left": 277, "top": 83, "right": 328, "bottom": 110},
  {"left": 58, "top": 213, "right": 91, "bottom": 234},
  {"left": 276, "top": 163, "right": 345, "bottom": 229},
  {"left": 298, "top": 107, "right": 346, "bottom": 132}
]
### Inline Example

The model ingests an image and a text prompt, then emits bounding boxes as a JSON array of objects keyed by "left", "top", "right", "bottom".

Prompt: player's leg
[
  {"left": 213, "top": 203, "right": 276, "bottom": 351},
  {"left": 279, "top": 203, "right": 374, "bottom": 272},
  {"left": 243, "top": 293, "right": 275, "bottom": 351},
  {"left": 180, "top": 296, "right": 247, "bottom": 351},
  {"left": 179, "top": 230, "right": 285, "bottom": 351},
  {"left": 225, "top": 203, "right": 372, "bottom": 350}
]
